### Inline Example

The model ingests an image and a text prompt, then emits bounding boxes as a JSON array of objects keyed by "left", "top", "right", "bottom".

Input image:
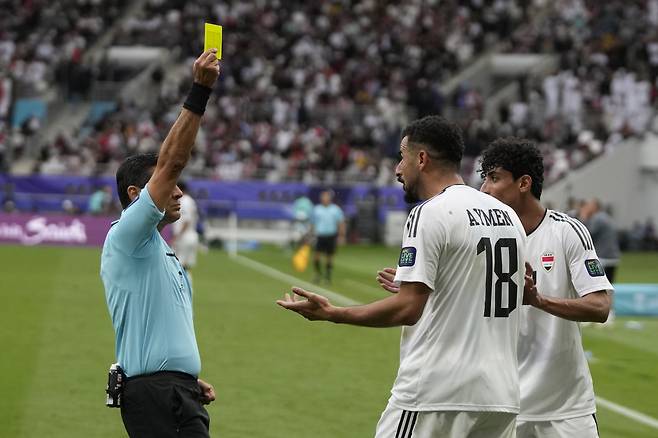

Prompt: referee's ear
[{"left": 127, "top": 185, "right": 142, "bottom": 203}]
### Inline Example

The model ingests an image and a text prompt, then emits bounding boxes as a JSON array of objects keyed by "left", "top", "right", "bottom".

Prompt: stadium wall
[{"left": 543, "top": 137, "right": 658, "bottom": 228}]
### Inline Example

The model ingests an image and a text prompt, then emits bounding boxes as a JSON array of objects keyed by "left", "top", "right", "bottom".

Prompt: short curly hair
[
  {"left": 402, "top": 115, "right": 464, "bottom": 167},
  {"left": 479, "top": 137, "right": 544, "bottom": 200}
]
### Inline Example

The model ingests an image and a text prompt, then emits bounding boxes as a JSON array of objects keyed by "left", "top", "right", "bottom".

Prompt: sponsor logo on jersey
[
  {"left": 541, "top": 252, "right": 554, "bottom": 272},
  {"left": 585, "top": 259, "right": 605, "bottom": 277},
  {"left": 398, "top": 246, "right": 417, "bottom": 267}
]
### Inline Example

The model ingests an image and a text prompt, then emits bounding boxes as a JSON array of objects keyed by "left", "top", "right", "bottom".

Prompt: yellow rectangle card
[{"left": 204, "top": 23, "right": 223, "bottom": 59}]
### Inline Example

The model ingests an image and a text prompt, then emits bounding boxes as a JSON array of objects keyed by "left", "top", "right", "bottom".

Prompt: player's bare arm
[
  {"left": 524, "top": 262, "right": 610, "bottom": 323},
  {"left": 148, "top": 50, "right": 220, "bottom": 210},
  {"left": 277, "top": 282, "right": 430, "bottom": 327},
  {"left": 376, "top": 267, "right": 399, "bottom": 293}
]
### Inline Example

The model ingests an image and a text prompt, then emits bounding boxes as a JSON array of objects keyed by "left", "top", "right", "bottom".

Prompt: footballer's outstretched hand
[
  {"left": 523, "top": 262, "right": 541, "bottom": 307},
  {"left": 277, "top": 287, "right": 336, "bottom": 321},
  {"left": 377, "top": 267, "right": 399, "bottom": 294}
]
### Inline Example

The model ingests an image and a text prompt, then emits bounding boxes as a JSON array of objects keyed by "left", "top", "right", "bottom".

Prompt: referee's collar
[
  {"left": 124, "top": 195, "right": 140, "bottom": 211},
  {"left": 111, "top": 194, "right": 141, "bottom": 227}
]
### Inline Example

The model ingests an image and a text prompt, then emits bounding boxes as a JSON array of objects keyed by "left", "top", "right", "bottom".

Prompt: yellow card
[{"left": 204, "top": 23, "right": 222, "bottom": 59}]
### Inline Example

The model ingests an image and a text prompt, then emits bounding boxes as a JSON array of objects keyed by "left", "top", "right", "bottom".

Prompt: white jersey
[
  {"left": 172, "top": 193, "right": 199, "bottom": 245},
  {"left": 519, "top": 210, "right": 613, "bottom": 421},
  {"left": 392, "top": 185, "right": 526, "bottom": 413}
]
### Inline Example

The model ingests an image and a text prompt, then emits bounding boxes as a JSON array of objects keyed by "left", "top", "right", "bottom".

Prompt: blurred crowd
[
  {"left": 1, "top": 0, "right": 657, "bottom": 188},
  {"left": 470, "top": 0, "right": 658, "bottom": 182},
  {"left": 0, "top": 0, "right": 128, "bottom": 96},
  {"left": 29, "top": 0, "right": 534, "bottom": 182},
  {"left": 0, "top": 0, "right": 129, "bottom": 173}
]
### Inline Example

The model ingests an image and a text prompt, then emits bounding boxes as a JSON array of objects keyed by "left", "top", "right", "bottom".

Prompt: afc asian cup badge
[{"left": 541, "top": 252, "right": 555, "bottom": 272}]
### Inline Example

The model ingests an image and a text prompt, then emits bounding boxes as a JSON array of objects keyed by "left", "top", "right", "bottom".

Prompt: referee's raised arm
[{"left": 148, "top": 49, "right": 220, "bottom": 210}]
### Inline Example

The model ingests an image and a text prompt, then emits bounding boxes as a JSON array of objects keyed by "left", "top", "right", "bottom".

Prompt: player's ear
[
  {"left": 519, "top": 175, "right": 532, "bottom": 194},
  {"left": 418, "top": 149, "right": 429, "bottom": 168}
]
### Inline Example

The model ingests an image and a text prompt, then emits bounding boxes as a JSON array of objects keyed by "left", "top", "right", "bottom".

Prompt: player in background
[
  {"left": 291, "top": 194, "right": 314, "bottom": 247},
  {"left": 278, "top": 116, "right": 526, "bottom": 437},
  {"left": 578, "top": 198, "right": 620, "bottom": 326},
  {"left": 480, "top": 138, "right": 611, "bottom": 437},
  {"left": 171, "top": 181, "right": 200, "bottom": 273},
  {"left": 578, "top": 198, "right": 620, "bottom": 282},
  {"left": 290, "top": 194, "right": 314, "bottom": 273}
]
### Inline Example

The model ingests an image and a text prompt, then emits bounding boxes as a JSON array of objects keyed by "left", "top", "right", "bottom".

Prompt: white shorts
[
  {"left": 173, "top": 234, "right": 199, "bottom": 268},
  {"left": 375, "top": 402, "right": 516, "bottom": 438},
  {"left": 516, "top": 414, "right": 599, "bottom": 438}
]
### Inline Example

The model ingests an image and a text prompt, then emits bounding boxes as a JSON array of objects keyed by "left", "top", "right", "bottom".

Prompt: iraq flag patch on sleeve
[
  {"left": 585, "top": 259, "right": 605, "bottom": 277},
  {"left": 398, "top": 247, "right": 417, "bottom": 267}
]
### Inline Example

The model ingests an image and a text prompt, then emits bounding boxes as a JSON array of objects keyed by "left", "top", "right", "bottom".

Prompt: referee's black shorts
[
  {"left": 315, "top": 234, "right": 338, "bottom": 255},
  {"left": 121, "top": 371, "right": 210, "bottom": 438}
]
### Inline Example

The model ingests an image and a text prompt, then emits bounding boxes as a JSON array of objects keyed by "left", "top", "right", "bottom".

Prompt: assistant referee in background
[
  {"left": 100, "top": 50, "right": 219, "bottom": 438},
  {"left": 311, "top": 189, "right": 346, "bottom": 284}
]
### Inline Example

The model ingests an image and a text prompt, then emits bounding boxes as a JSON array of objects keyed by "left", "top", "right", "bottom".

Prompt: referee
[
  {"left": 100, "top": 50, "right": 219, "bottom": 438},
  {"left": 311, "top": 189, "right": 346, "bottom": 284}
]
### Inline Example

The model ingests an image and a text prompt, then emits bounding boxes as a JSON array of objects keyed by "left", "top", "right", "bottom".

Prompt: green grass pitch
[{"left": 0, "top": 244, "right": 656, "bottom": 437}]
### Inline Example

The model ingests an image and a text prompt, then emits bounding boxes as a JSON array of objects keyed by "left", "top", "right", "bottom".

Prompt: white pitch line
[
  {"left": 343, "top": 278, "right": 387, "bottom": 297},
  {"left": 231, "top": 254, "right": 361, "bottom": 306},
  {"left": 597, "top": 397, "right": 658, "bottom": 429}
]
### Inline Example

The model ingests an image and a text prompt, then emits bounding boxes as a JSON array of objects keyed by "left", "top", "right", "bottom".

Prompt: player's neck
[
  {"left": 517, "top": 197, "right": 546, "bottom": 235},
  {"left": 422, "top": 172, "right": 464, "bottom": 200}
]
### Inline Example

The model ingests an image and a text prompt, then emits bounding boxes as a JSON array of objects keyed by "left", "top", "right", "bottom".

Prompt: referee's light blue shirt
[
  {"left": 100, "top": 185, "right": 201, "bottom": 378},
  {"left": 312, "top": 204, "right": 344, "bottom": 236}
]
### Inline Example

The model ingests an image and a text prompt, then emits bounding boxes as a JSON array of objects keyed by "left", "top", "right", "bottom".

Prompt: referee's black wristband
[{"left": 183, "top": 82, "right": 212, "bottom": 115}]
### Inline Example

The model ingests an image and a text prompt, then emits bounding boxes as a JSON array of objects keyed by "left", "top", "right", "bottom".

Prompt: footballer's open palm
[{"left": 277, "top": 287, "right": 334, "bottom": 321}]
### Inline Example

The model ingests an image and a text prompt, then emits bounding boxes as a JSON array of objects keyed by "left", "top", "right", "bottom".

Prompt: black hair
[
  {"left": 479, "top": 137, "right": 544, "bottom": 200},
  {"left": 116, "top": 153, "right": 158, "bottom": 208},
  {"left": 401, "top": 115, "right": 464, "bottom": 168}
]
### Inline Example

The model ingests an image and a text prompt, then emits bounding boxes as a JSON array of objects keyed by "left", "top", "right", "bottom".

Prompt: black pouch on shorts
[{"left": 105, "top": 363, "right": 125, "bottom": 408}]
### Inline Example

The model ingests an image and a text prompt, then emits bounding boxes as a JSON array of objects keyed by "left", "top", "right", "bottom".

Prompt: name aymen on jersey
[{"left": 466, "top": 208, "right": 514, "bottom": 227}]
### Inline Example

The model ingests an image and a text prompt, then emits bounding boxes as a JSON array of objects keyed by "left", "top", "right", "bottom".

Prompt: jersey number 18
[{"left": 477, "top": 237, "right": 518, "bottom": 318}]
